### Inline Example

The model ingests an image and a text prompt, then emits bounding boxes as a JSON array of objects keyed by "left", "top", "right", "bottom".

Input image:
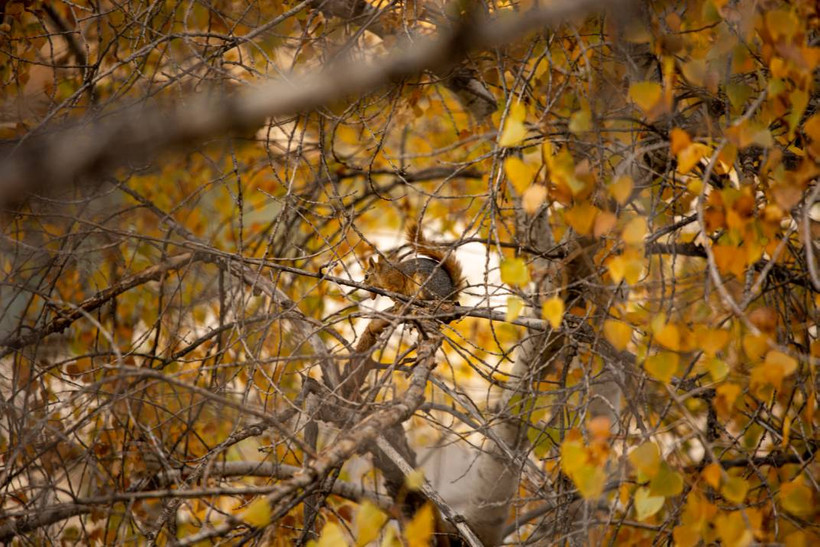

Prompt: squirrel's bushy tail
[{"left": 406, "top": 222, "right": 464, "bottom": 293}]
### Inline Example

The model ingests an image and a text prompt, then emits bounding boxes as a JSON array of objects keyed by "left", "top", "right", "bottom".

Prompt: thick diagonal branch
[{"left": 0, "top": 0, "right": 620, "bottom": 208}]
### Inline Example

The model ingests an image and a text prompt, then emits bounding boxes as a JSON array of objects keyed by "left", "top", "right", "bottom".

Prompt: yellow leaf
[
  {"left": 317, "top": 522, "right": 347, "bottom": 547},
  {"left": 356, "top": 501, "right": 389, "bottom": 547},
  {"left": 522, "top": 185, "right": 547, "bottom": 214},
  {"left": 504, "top": 156, "right": 537, "bottom": 193},
  {"left": 629, "top": 81, "right": 663, "bottom": 112},
  {"left": 572, "top": 464, "right": 606, "bottom": 500},
  {"left": 237, "top": 497, "right": 271, "bottom": 528},
  {"left": 721, "top": 475, "right": 749, "bottom": 504},
  {"left": 404, "top": 504, "right": 435, "bottom": 547},
  {"left": 751, "top": 351, "right": 796, "bottom": 393},
  {"left": 561, "top": 436, "right": 587, "bottom": 474},
  {"left": 726, "top": 120, "right": 773, "bottom": 149},
  {"left": 677, "top": 143, "right": 711, "bottom": 175},
  {"left": 404, "top": 469, "right": 425, "bottom": 491},
  {"left": 506, "top": 296, "right": 524, "bottom": 322},
  {"left": 607, "top": 251, "right": 645, "bottom": 285},
  {"left": 541, "top": 140, "right": 554, "bottom": 163},
  {"left": 564, "top": 202, "right": 599, "bottom": 236},
  {"left": 706, "top": 358, "right": 729, "bottom": 382},
  {"left": 715, "top": 511, "right": 753, "bottom": 547},
  {"left": 634, "top": 486, "right": 665, "bottom": 521},
  {"left": 654, "top": 322, "right": 680, "bottom": 351},
  {"left": 645, "top": 352, "right": 679, "bottom": 383},
  {"left": 742, "top": 333, "right": 769, "bottom": 361},
  {"left": 380, "top": 525, "right": 401, "bottom": 547},
  {"left": 499, "top": 103, "right": 527, "bottom": 147},
  {"left": 779, "top": 478, "right": 814, "bottom": 517},
  {"left": 608, "top": 175, "right": 633, "bottom": 205},
  {"left": 673, "top": 524, "right": 701, "bottom": 547},
  {"left": 629, "top": 442, "right": 661, "bottom": 478},
  {"left": 500, "top": 258, "right": 530, "bottom": 287},
  {"left": 541, "top": 296, "right": 565, "bottom": 329},
  {"left": 681, "top": 58, "right": 708, "bottom": 88},
  {"left": 649, "top": 462, "right": 683, "bottom": 497},
  {"left": 702, "top": 463, "right": 722, "bottom": 489},
  {"left": 621, "top": 217, "right": 647, "bottom": 246},
  {"left": 569, "top": 107, "right": 592, "bottom": 134},
  {"left": 765, "top": 9, "right": 798, "bottom": 41},
  {"left": 604, "top": 319, "right": 632, "bottom": 351}
]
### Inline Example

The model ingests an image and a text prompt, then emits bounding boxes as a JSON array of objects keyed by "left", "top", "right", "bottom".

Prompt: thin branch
[
  {"left": 175, "top": 331, "right": 443, "bottom": 545},
  {"left": 0, "top": 252, "right": 202, "bottom": 358}
]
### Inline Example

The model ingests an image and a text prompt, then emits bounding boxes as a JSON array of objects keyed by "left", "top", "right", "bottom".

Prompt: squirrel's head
[
  {"left": 363, "top": 256, "right": 382, "bottom": 299},
  {"left": 363, "top": 255, "right": 394, "bottom": 300}
]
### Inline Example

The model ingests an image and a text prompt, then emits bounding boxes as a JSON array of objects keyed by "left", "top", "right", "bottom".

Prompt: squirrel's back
[
  {"left": 405, "top": 223, "right": 464, "bottom": 298},
  {"left": 398, "top": 257, "right": 460, "bottom": 301}
]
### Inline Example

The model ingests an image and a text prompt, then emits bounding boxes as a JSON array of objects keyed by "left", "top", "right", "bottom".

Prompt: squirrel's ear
[{"left": 368, "top": 257, "right": 376, "bottom": 267}]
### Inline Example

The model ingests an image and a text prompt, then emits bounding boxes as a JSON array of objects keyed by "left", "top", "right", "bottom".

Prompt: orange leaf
[
  {"left": 588, "top": 416, "right": 611, "bottom": 441},
  {"left": 593, "top": 211, "right": 617, "bottom": 237},
  {"left": 713, "top": 244, "right": 746, "bottom": 278},
  {"left": 522, "top": 185, "right": 547, "bottom": 214},
  {"left": 564, "top": 202, "right": 599, "bottom": 236},
  {"left": 670, "top": 128, "right": 692, "bottom": 155},
  {"left": 695, "top": 326, "right": 730, "bottom": 355},
  {"left": 702, "top": 463, "right": 722, "bottom": 489},
  {"left": 742, "top": 334, "right": 769, "bottom": 361}
]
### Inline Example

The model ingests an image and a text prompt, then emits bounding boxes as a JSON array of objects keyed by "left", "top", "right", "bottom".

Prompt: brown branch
[
  {"left": 0, "top": 0, "right": 621, "bottom": 208},
  {"left": 0, "top": 462, "right": 390, "bottom": 541},
  {"left": 0, "top": 252, "right": 201, "bottom": 358},
  {"left": 645, "top": 242, "right": 706, "bottom": 258},
  {"left": 175, "top": 330, "right": 442, "bottom": 545},
  {"left": 684, "top": 444, "right": 817, "bottom": 474}
]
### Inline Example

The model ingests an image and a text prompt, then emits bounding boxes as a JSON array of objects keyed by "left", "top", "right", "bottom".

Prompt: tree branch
[{"left": 0, "top": 0, "right": 622, "bottom": 208}]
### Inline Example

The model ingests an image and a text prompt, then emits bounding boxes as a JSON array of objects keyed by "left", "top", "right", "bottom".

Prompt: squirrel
[
  {"left": 363, "top": 223, "right": 464, "bottom": 303},
  {"left": 344, "top": 224, "right": 463, "bottom": 398},
  {"left": 348, "top": 226, "right": 465, "bottom": 546}
]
